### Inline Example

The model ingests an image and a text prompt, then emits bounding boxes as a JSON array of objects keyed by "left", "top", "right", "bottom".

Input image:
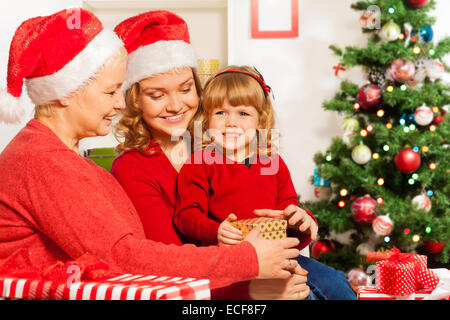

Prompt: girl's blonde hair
[
  {"left": 194, "top": 65, "right": 276, "bottom": 156},
  {"left": 114, "top": 67, "right": 203, "bottom": 155}
]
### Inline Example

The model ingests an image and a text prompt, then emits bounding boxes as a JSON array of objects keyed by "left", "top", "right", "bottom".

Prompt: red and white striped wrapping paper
[
  {"left": 357, "top": 286, "right": 447, "bottom": 300},
  {"left": 0, "top": 274, "right": 210, "bottom": 300}
]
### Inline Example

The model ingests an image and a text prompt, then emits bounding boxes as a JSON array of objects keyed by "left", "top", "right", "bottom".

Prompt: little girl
[{"left": 173, "top": 66, "right": 317, "bottom": 248}]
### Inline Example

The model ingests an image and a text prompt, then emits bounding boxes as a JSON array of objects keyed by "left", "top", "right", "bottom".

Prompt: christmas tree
[{"left": 303, "top": 0, "right": 450, "bottom": 273}]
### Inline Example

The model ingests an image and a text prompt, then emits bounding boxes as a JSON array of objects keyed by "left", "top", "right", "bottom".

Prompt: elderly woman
[
  {"left": 111, "top": 11, "right": 355, "bottom": 300},
  {"left": 0, "top": 8, "right": 303, "bottom": 292}
]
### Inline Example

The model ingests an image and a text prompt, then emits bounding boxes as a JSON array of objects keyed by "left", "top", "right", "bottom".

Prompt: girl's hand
[
  {"left": 217, "top": 213, "right": 243, "bottom": 245},
  {"left": 254, "top": 205, "right": 318, "bottom": 241}
]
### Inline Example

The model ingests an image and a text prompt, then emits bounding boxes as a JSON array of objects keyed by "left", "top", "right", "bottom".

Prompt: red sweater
[
  {"left": 111, "top": 145, "right": 252, "bottom": 299},
  {"left": 174, "top": 148, "right": 315, "bottom": 249},
  {"left": 112, "top": 147, "right": 186, "bottom": 246},
  {"left": 0, "top": 120, "right": 259, "bottom": 289}
]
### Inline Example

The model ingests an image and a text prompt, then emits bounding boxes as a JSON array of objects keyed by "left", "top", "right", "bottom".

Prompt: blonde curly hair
[{"left": 114, "top": 68, "right": 203, "bottom": 155}]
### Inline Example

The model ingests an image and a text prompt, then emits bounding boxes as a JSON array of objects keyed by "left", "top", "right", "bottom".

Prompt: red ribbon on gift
[
  {"left": 372, "top": 247, "right": 440, "bottom": 296},
  {"left": 0, "top": 249, "right": 119, "bottom": 283}
]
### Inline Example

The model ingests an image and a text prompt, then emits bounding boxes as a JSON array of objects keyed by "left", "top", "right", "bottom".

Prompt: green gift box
[{"left": 84, "top": 147, "right": 117, "bottom": 171}]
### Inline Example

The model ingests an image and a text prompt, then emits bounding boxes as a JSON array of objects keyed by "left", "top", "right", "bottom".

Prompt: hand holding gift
[
  {"left": 217, "top": 213, "right": 243, "bottom": 245},
  {"left": 253, "top": 205, "right": 318, "bottom": 241}
]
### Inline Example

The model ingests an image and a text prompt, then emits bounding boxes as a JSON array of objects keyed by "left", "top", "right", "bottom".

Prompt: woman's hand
[
  {"left": 254, "top": 205, "right": 318, "bottom": 241},
  {"left": 217, "top": 214, "right": 243, "bottom": 245},
  {"left": 244, "top": 228, "right": 300, "bottom": 279},
  {"left": 249, "top": 266, "right": 310, "bottom": 300}
]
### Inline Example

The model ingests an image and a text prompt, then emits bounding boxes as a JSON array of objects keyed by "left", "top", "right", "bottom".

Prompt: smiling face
[
  {"left": 208, "top": 99, "right": 260, "bottom": 156},
  {"left": 137, "top": 67, "right": 199, "bottom": 143},
  {"left": 65, "top": 49, "right": 127, "bottom": 138}
]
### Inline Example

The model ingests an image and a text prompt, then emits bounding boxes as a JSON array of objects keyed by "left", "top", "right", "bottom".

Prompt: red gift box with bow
[{"left": 368, "top": 247, "right": 440, "bottom": 296}]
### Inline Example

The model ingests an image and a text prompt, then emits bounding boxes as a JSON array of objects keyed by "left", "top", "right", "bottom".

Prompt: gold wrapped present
[
  {"left": 260, "top": 230, "right": 287, "bottom": 240},
  {"left": 231, "top": 217, "right": 287, "bottom": 239}
]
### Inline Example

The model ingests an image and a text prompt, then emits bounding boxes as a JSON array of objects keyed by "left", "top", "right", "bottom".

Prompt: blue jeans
[{"left": 297, "top": 255, "right": 357, "bottom": 300}]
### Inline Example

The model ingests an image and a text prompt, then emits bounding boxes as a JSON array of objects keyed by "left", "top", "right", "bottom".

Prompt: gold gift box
[
  {"left": 197, "top": 58, "right": 220, "bottom": 87},
  {"left": 231, "top": 217, "right": 287, "bottom": 240}
]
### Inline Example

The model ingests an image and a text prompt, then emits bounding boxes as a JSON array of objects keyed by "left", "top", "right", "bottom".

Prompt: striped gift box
[
  {"left": 358, "top": 286, "right": 434, "bottom": 300},
  {"left": 0, "top": 274, "right": 210, "bottom": 300}
]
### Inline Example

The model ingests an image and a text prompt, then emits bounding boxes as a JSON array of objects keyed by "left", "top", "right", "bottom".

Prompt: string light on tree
[
  {"left": 340, "top": 189, "right": 348, "bottom": 197},
  {"left": 386, "top": 85, "right": 394, "bottom": 92},
  {"left": 372, "top": 153, "right": 379, "bottom": 160},
  {"left": 412, "top": 234, "right": 420, "bottom": 242},
  {"left": 386, "top": 122, "right": 393, "bottom": 129},
  {"left": 429, "top": 162, "right": 437, "bottom": 170},
  {"left": 377, "top": 178, "right": 385, "bottom": 186}
]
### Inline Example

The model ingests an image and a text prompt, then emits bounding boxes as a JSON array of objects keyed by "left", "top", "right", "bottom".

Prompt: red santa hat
[
  {"left": 0, "top": 8, "right": 123, "bottom": 124},
  {"left": 114, "top": 10, "right": 197, "bottom": 92}
]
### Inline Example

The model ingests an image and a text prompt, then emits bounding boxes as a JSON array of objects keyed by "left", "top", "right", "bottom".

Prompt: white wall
[{"left": 1, "top": 0, "right": 449, "bottom": 201}]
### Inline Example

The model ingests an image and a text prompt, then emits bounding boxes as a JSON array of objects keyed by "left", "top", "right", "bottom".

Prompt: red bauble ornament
[
  {"left": 351, "top": 195, "right": 377, "bottom": 225},
  {"left": 394, "top": 148, "right": 421, "bottom": 173},
  {"left": 311, "top": 240, "right": 336, "bottom": 259},
  {"left": 423, "top": 241, "right": 444, "bottom": 254},
  {"left": 433, "top": 110, "right": 446, "bottom": 124},
  {"left": 405, "top": 0, "right": 428, "bottom": 9},
  {"left": 356, "top": 84, "right": 382, "bottom": 111}
]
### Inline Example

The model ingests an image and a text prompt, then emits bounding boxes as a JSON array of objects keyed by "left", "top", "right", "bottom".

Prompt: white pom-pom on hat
[{"left": 0, "top": 89, "right": 25, "bottom": 124}]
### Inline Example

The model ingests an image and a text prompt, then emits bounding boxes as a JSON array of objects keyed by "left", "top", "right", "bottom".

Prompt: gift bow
[
  {"left": 0, "top": 249, "right": 118, "bottom": 284},
  {"left": 371, "top": 247, "right": 440, "bottom": 296}
]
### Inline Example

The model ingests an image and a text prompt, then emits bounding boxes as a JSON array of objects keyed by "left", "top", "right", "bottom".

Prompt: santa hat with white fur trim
[
  {"left": 0, "top": 8, "right": 123, "bottom": 124},
  {"left": 114, "top": 10, "right": 197, "bottom": 92}
]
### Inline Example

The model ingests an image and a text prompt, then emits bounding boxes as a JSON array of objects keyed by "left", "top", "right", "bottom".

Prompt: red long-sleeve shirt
[
  {"left": 111, "top": 145, "right": 253, "bottom": 299},
  {"left": 0, "top": 120, "right": 259, "bottom": 290},
  {"left": 174, "top": 148, "right": 316, "bottom": 249}
]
